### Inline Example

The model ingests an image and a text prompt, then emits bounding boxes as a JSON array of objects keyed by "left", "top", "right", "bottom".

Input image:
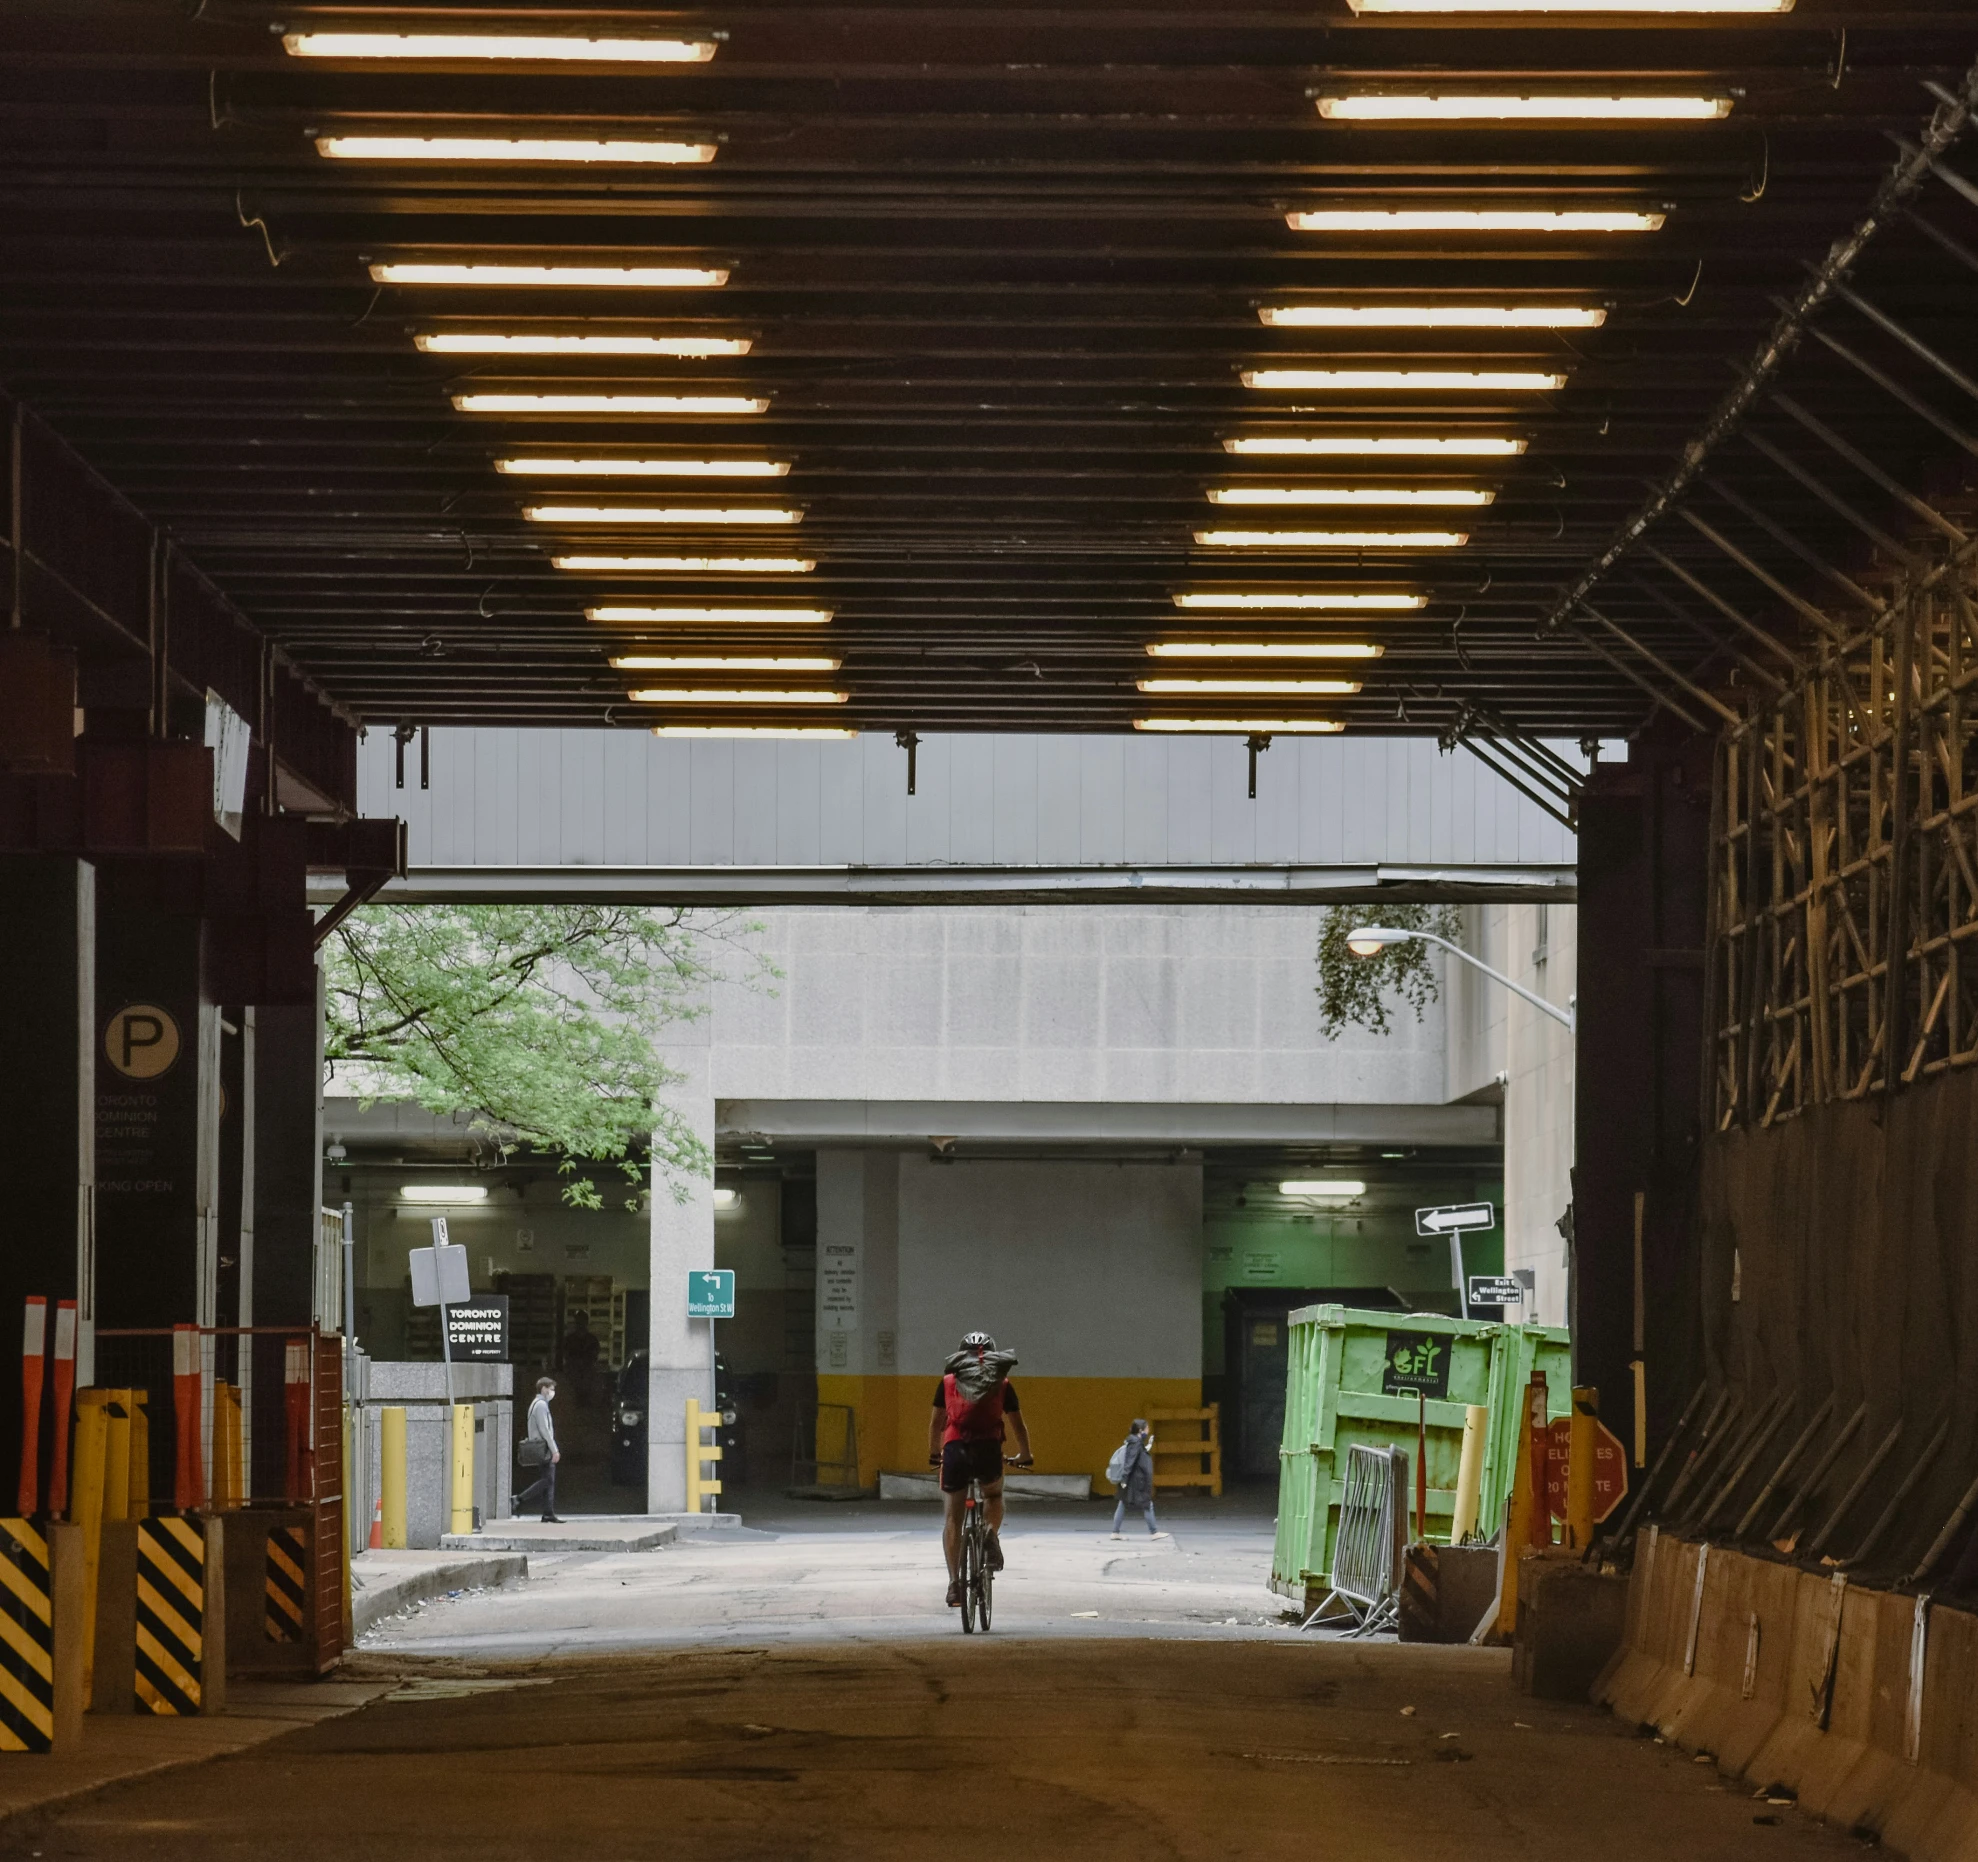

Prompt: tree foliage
[
  {"left": 1313, "top": 901, "right": 1463, "bottom": 1039},
  {"left": 324, "top": 904, "right": 769, "bottom": 1208}
]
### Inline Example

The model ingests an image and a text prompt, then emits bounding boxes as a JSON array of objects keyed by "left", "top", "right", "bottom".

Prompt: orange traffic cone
[{"left": 367, "top": 1489, "right": 384, "bottom": 1551}]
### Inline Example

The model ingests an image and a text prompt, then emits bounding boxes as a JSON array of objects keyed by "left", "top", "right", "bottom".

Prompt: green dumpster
[{"left": 1269, "top": 1305, "right": 1572, "bottom": 1600}]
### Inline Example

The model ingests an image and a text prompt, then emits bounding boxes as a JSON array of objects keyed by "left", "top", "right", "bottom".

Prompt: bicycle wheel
[
  {"left": 960, "top": 1518, "right": 980, "bottom": 1633},
  {"left": 977, "top": 1545, "right": 994, "bottom": 1631}
]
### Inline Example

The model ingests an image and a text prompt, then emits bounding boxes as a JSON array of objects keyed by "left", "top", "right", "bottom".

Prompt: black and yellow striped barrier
[
  {"left": 264, "top": 1526, "right": 306, "bottom": 1644},
  {"left": 135, "top": 1517, "right": 203, "bottom": 1716},
  {"left": 0, "top": 1519, "right": 55, "bottom": 1751}
]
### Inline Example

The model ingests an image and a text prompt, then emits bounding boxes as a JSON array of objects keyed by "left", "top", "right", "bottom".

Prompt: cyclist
[{"left": 929, "top": 1330, "right": 1032, "bottom": 1608}]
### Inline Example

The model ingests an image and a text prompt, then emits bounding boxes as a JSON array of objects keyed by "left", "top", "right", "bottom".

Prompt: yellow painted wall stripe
[
  {"left": 136, "top": 1575, "right": 202, "bottom": 1653},
  {"left": 0, "top": 1552, "right": 52, "bottom": 1627},
  {"left": 0, "top": 1609, "right": 53, "bottom": 1684},
  {"left": 0, "top": 1664, "right": 51, "bottom": 1734},
  {"left": 140, "top": 1542, "right": 205, "bottom": 1612},
  {"left": 135, "top": 1620, "right": 199, "bottom": 1686}
]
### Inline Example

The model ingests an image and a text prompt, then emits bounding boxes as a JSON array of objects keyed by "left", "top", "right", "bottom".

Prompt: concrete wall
[
  {"left": 362, "top": 728, "right": 1580, "bottom": 872},
  {"left": 709, "top": 905, "right": 1448, "bottom": 1106},
  {"left": 815, "top": 1150, "right": 1203, "bottom": 1484},
  {"left": 358, "top": 1361, "right": 512, "bottom": 1550}
]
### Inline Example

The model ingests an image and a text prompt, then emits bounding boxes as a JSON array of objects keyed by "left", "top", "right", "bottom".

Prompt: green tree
[
  {"left": 324, "top": 903, "right": 770, "bottom": 1208},
  {"left": 1313, "top": 902, "right": 1463, "bottom": 1039}
]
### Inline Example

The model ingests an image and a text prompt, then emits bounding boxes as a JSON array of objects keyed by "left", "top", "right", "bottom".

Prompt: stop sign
[{"left": 1545, "top": 1415, "right": 1630, "bottom": 1524}]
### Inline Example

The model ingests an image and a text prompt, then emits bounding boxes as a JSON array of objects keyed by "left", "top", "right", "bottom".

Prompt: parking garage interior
[{"left": 6, "top": 2, "right": 1978, "bottom": 1856}]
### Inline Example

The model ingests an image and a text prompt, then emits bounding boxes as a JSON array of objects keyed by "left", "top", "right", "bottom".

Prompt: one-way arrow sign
[{"left": 1415, "top": 1201, "right": 1496, "bottom": 1238}]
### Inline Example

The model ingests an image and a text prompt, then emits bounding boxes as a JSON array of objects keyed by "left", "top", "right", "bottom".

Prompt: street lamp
[{"left": 1344, "top": 926, "right": 1574, "bottom": 1033}]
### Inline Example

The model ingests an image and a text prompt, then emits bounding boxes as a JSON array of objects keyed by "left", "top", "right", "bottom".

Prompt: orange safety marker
[
  {"left": 282, "top": 1339, "right": 311, "bottom": 1502},
  {"left": 48, "top": 1302, "right": 75, "bottom": 1517},
  {"left": 17, "top": 1298, "right": 46, "bottom": 1516},
  {"left": 367, "top": 1490, "right": 384, "bottom": 1551},
  {"left": 171, "top": 1324, "right": 205, "bottom": 1512}
]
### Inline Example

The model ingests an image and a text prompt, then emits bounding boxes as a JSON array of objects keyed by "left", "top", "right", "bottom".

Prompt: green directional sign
[{"left": 687, "top": 1269, "right": 736, "bottom": 1319}]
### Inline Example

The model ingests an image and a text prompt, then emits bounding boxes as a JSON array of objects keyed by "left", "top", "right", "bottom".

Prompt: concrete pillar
[
  {"left": 647, "top": 1030, "right": 714, "bottom": 1513},
  {"left": 0, "top": 856, "right": 96, "bottom": 1506},
  {"left": 1572, "top": 740, "right": 1712, "bottom": 1471},
  {"left": 93, "top": 862, "right": 218, "bottom": 1333},
  {"left": 814, "top": 1150, "right": 899, "bottom": 1487},
  {"left": 249, "top": 986, "right": 324, "bottom": 1329}
]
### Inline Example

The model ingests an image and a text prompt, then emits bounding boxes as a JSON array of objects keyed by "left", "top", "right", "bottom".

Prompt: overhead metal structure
[{"left": 5, "top": 2, "right": 1978, "bottom": 746}]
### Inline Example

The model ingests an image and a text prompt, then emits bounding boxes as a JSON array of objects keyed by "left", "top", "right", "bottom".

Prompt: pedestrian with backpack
[{"left": 1107, "top": 1418, "right": 1164, "bottom": 1538}]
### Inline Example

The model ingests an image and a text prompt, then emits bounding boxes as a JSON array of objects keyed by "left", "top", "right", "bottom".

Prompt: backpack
[{"left": 1106, "top": 1438, "right": 1134, "bottom": 1486}]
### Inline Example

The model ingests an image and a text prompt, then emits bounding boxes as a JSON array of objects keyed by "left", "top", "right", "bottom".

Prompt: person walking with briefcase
[{"left": 514, "top": 1375, "right": 563, "bottom": 1522}]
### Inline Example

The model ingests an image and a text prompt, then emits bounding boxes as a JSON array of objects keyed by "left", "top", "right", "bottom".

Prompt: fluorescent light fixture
[
  {"left": 498, "top": 458, "right": 789, "bottom": 478},
  {"left": 318, "top": 137, "right": 717, "bottom": 164},
  {"left": 588, "top": 604, "right": 834, "bottom": 624},
  {"left": 1138, "top": 678, "right": 1362, "bottom": 695},
  {"left": 1259, "top": 305, "right": 1604, "bottom": 329},
  {"left": 373, "top": 263, "right": 727, "bottom": 289},
  {"left": 1196, "top": 530, "right": 1468, "bottom": 548},
  {"left": 1279, "top": 1180, "right": 1366, "bottom": 1197},
  {"left": 656, "top": 725, "right": 857, "bottom": 739},
  {"left": 285, "top": 32, "right": 718, "bottom": 62},
  {"left": 1348, "top": 0, "right": 1790, "bottom": 12},
  {"left": 526, "top": 507, "right": 801, "bottom": 526},
  {"left": 1134, "top": 718, "right": 1344, "bottom": 734},
  {"left": 1226, "top": 436, "right": 1526, "bottom": 458},
  {"left": 399, "top": 1184, "right": 489, "bottom": 1204},
  {"left": 711, "top": 1185, "right": 740, "bottom": 1209},
  {"left": 1206, "top": 487, "right": 1494, "bottom": 507},
  {"left": 609, "top": 655, "right": 841, "bottom": 672},
  {"left": 1148, "top": 642, "right": 1384, "bottom": 660},
  {"left": 1172, "top": 591, "right": 1425, "bottom": 611},
  {"left": 555, "top": 556, "right": 815, "bottom": 574},
  {"left": 1244, "top": 369, "right": 1565, "bottom": 392},
  {"left": 1318, "top": 94, "right": 1731, "bottom": 123},
  {"left": 418, "top": 332, "right": 750, "bottom": 357},
  {"left": 457, "top": 395, "right": 767, "bottom": 415},
  {"left": 627, "top": 688, "right": 848, "bottom": 705},
  {"left": 1288, "top": 208, "right": 1664, "bottom": 234}
]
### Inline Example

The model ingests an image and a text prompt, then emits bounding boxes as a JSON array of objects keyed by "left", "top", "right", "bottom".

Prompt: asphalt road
[{"left": 1, "top": 1639, "right": 1859, "bottom": 1862}]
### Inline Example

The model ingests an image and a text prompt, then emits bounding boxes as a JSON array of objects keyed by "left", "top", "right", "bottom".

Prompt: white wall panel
[{"left": 359, "top": 727, "right": 1581, "bottom": 871}]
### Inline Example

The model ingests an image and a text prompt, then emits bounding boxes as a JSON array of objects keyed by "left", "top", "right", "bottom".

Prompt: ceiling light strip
[
  {"left": 1244, "top": 370, "right": 1564, "bottom": 392},
  {"left": 285, "top": 32, "right": 718, "bottom": 62},
  {"left": 1288, "top": 209, "right": 1664, "bottom": 234},
  {"left": 555, "top": 557, "right": 815, "bottom": 574},
  {"left": 1317, "top": 95, "right": 1731, "bottom": 123},
  {"left": 374, "top": 264, "right": 727, "bottom": 289},
  {"left": 1195, "top": 530, "right": 1468, "bottom": 549},
  {"left": 319, "top": 137, "right": 716, "bottom": 164},
  {"left": 1133, "top": 719, "right": 1345, "bottom": 734}
]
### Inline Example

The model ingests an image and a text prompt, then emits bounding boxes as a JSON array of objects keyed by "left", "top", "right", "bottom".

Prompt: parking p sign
[{"left": 687, "top": 1270, "right": 736, "bottom": 1320}]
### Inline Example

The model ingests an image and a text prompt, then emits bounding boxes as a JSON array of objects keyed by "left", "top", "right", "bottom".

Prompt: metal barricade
[
  {"left": 789, "top": 1403, "right": 862, "bottom": 1498},
  {"left": 1301, "top": 1443, "right": 1408, "bottom": 1637}
]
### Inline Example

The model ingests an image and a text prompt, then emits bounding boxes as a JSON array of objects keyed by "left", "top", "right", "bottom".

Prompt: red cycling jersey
[{"left": 937, "top": 1372, "right": 1021, "bottom": 1446}]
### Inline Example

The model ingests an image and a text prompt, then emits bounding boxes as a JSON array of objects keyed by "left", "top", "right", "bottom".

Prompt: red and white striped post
[
  {"left": 172, "top": 1323, "right": 205, "bottom": 1512},
  {"left": 17, "top": 1297, "right": 46, "bottom": 1516},
  {"left": 48, "top": 1301, "right": 76, "bottom": 1517}
]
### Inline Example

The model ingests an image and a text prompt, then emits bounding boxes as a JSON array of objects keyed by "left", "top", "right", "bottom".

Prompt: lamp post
[{"left": 1344, "top": 925, "right": 1574, "bottom": 1033}]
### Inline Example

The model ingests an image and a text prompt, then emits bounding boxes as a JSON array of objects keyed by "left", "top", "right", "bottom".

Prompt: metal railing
[{"left": 1301, "top": 1444, "right": 1408, "bottom": 1638}]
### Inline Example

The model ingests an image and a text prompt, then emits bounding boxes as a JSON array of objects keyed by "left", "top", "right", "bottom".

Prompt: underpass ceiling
[{"left": 6, "top": 3, "right": 1978, "bottom": 740}]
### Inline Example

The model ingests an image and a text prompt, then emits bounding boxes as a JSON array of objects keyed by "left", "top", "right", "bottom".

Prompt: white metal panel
[{"left": 356, "top": 727, "right": 1581, "bottom": 870}]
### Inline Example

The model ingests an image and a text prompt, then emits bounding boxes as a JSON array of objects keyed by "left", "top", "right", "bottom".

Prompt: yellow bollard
[
  {"left": 101, "top": 1392, "right": 131, "bottom": 1526},
  {"left": 126, "top": 1392, "right": 150, "bottom": 1522},
  {"left": 1567, "top": 1385, "right": 1599, "bottom": 1551},
  {"left": 1450, "top": 1404, "right": 1487, "bottom": 1543},
  {"left": 71, "top": 1394, "right": 109, "bottom": 1696},
  {"left": 449, "top": 1404, "right": 475, "bottom": 1537},
  {"left": 380, "top": 1407, "right": 408, "bottom": 1550},
  {"left": 211, "top": 1384, "right": 243, "bottom": 1511},
  {"left": 685, "top": 1398, "right": 723, "bottom": 1514}
]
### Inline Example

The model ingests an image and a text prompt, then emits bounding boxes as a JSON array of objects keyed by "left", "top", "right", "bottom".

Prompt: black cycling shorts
[{"left": 940, "top": 1438, "right": 1005, "bottom": 1494}]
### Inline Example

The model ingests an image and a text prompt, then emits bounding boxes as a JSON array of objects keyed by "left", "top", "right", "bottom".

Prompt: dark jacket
[{"left": 1116, "top": 1432, "right": 1154, "bottom": 1507}]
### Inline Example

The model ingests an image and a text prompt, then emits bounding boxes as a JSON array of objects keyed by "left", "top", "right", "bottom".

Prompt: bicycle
[{"left": 941, "top": 1454, "right": 1029, "bottom": 1633}]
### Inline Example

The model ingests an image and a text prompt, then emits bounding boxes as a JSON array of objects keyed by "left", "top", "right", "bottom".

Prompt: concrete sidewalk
[
  {"left": 351, "top": 1550, "right": 530, "bottom": 1636},
  {"left": 0, "top": 1679, "right": 394, "bottom": 1831}
]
